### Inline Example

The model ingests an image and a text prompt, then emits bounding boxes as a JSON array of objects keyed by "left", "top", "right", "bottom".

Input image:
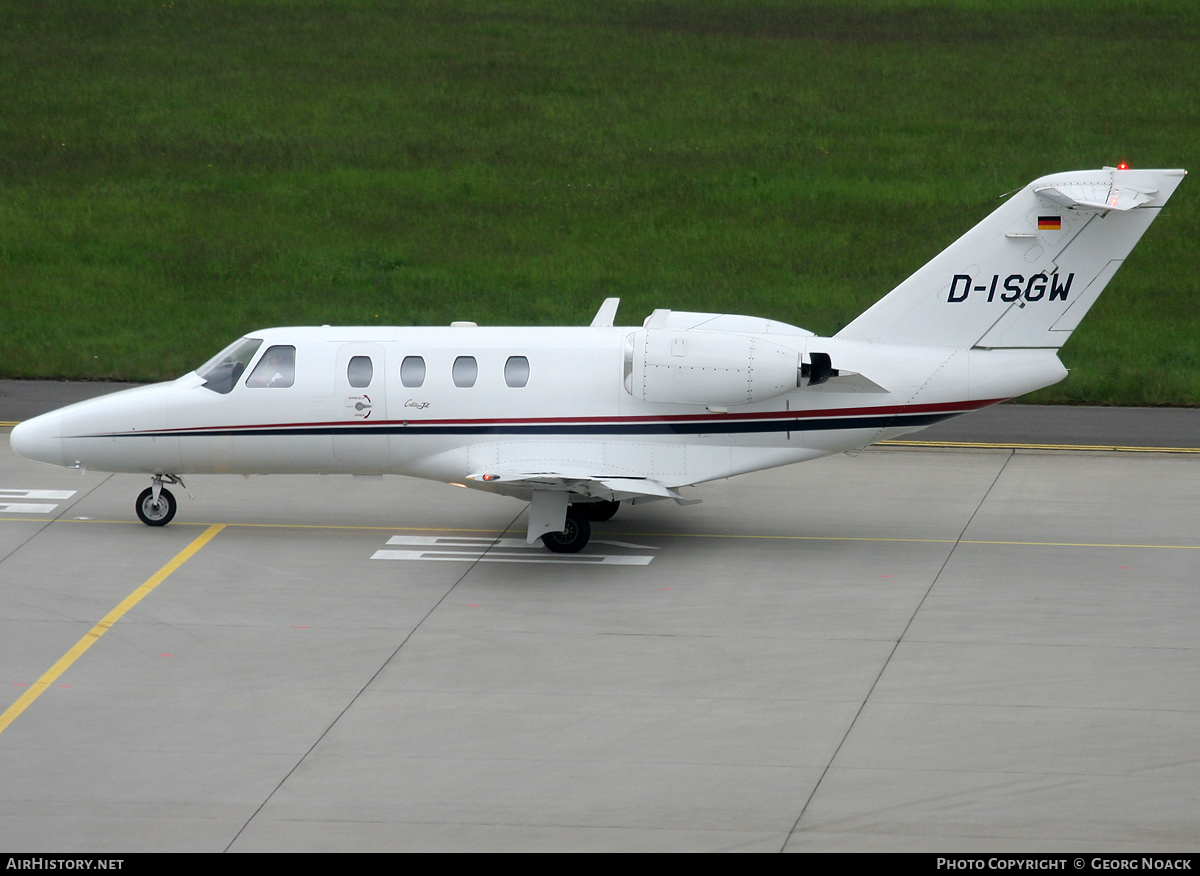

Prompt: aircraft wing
[{"left": 464, "top": 468, "right": 700, "bottom": 505}]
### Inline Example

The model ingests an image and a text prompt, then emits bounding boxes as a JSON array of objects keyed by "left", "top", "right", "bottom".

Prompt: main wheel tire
[
  {"left": 540, "top": 510, "right": 591, "bottom": 553},
  {"left": 581, "top": 499, "right": 620, "bottom": 521},
  {"left": 136, "top": 487, "right": 177, "bottom": 526}
]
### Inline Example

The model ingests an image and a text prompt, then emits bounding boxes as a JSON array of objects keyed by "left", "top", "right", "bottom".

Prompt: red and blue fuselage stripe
[{"left": 75, "top": 399, "right": 1002, "bottom": 439}]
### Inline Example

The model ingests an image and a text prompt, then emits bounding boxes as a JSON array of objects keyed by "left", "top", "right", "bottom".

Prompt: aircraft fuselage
[{"left": 11, "top": 321, "right": 1063, "bottom": 493}]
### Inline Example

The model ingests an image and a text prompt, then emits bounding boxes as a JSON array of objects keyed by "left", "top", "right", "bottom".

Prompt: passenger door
[{"left": 333, "top": 343, "right": 389, "bottom": 466}]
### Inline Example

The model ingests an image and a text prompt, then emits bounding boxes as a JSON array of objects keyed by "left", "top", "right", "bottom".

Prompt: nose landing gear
[{"left": 135, "top": 474, "right": 186, "bottom": 526}]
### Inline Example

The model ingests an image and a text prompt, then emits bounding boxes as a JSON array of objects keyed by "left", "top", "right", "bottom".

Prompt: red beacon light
[{"left": 1116, "top": 161, "right": 1130, "bottom": 170}]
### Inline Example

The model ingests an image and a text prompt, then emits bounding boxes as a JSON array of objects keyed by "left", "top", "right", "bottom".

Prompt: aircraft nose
[{"left": 10, "top": 412, "right": 65, "bottom": 466}]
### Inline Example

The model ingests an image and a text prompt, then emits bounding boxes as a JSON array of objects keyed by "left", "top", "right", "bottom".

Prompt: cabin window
[
  {"left": 452, "top": 356, "right": 477, "bottom": 388},
  {"left": 347, "top": 356, "right": 373, "bottom": 388},
  {"left": 246, "top": 345, "right": 296, "bottom": 388},
  {"left": 400, "top": 356, "right": 426, "bottom": 387},
  {"left": 197, "top": 337, "right": 263, "bottom": 394},
  {"left": 504, "top": 356, "right": 530, "bottom": 388}
]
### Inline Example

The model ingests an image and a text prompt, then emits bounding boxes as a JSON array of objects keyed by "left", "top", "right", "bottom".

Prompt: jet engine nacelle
[{"left": 623, "top": 329, "right": 801, "bottom": 406}]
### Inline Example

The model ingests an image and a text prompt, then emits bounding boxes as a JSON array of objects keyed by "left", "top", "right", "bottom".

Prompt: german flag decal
[{"left": 1038, "top": 215, "right": 1062, "bottom": 231}]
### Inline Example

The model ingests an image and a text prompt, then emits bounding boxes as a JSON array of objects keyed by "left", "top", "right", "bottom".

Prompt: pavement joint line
[
  {"left": 786, "top": 441, "right": 1016, "bottom": 848},
  {"left": 0, "top": 523, "right": 225, "bottom": 737},
  {"left": 222, "top": 506, "right": 528, "bottom": 851}
]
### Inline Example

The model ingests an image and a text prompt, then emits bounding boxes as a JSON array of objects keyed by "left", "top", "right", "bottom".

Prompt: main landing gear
[
  {"left": 135, "top": 474, "right": 186, "bottom": 526},
  {"left": 538, "top": 500, "right": 620, "bottom": 553},
  {"left": 540, "top": 506, "right": 590, "bottom": 553}
]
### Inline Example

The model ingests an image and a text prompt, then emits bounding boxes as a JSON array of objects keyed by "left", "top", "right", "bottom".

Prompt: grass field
[{"left": 1, "top": 0, "right": 1196, "bottom": 404}]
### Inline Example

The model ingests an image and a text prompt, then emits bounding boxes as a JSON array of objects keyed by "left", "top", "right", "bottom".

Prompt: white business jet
[{"left": 10, "top": 167, "right": 1185, "bottom": 551}]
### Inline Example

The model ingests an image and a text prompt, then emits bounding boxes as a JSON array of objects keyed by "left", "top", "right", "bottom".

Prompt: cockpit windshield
[{"left": 195, "top": 337, "right": 263, "bottom": 394}]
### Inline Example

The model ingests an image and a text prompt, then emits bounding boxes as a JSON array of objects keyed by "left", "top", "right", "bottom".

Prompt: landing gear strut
[{"left": 135, "top": 475, "right": 185, "bottom": 526}]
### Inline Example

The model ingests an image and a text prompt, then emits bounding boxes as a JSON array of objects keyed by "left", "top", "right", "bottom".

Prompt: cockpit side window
[
  {"left": 197, "top": 337, "right": 263, "bottom": 394},
  {"left": 246, "top": 345, "right": 296, "bottom": 388}
]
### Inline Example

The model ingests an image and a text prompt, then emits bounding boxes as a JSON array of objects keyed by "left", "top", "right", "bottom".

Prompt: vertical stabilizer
[{"left": 836, "top": 167, "right": 1185, "bottom": 349}]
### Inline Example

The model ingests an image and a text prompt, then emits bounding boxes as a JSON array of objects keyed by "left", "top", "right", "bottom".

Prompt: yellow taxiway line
[
  {"left": 0, "top": 523, "right": 225, "bottom": 737},
  {"left": 2, "top": 515, "right": 1197, "bottom": 553}
]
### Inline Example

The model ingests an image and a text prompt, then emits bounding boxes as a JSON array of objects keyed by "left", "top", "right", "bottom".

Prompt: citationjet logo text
[{"left": 948, "top": 272, "right": 1075, "bottom": 303}]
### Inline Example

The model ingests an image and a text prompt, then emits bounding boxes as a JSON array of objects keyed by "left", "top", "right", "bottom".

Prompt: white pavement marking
[
  {"left": 386, "top": 536, "right": 538, "bottom": 549},
  {"left": 371, "top": 550, "right": 653, "bottom": 565},
  {"left": 591, "top": 539, "right": 659, "bottom": 550},
  {"left": 373, "top": 535, "right": 656, "bottom": 565},
  {"left": 0, "top": 488, "right": 76, "bottom": 514},
  {"left": 0, "top": 490, "right": 77, "bottom": 500}
]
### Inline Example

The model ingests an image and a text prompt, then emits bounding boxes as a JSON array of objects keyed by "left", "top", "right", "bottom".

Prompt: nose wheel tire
[
  {"left": 540, "top": 509, "right": 590, "bottom": 553},
  {"left": 136, "top": 487, "right": 177, "bottom": 526}
]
